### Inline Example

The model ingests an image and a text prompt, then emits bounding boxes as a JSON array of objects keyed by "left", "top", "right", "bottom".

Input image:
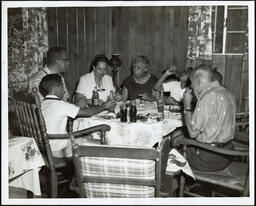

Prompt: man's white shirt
[{"left": 41, "top": 95, "right": 79, "bottom": 156}]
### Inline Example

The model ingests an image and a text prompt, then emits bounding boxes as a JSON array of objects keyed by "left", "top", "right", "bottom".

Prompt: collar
[
  {"left": 42, "top": 67, "right": 51, "bottom": 74},
  {"left": 44, "top": 66, "right": 64, "bottom": 75},
  {"left": 44, "top": 95, "right": 61, "bottom": 101},
  {"left": 198, "top": 81, "right": 221, "bottom": 100}
]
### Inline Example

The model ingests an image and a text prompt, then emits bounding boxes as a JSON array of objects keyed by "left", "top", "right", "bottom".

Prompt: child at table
[
  {"left": 39, "top": 74, "right": 116, "bottom": 157},
  {"left": 153, "top": 66, "right": 192, "bottom": 106}
]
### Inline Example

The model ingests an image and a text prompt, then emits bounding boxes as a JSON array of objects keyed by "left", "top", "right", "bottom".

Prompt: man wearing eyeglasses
[{"left": 28, "top": 47, "right": 70, "bottom": 102}]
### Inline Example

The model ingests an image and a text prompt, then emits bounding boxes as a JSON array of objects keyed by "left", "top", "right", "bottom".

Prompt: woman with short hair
[{"left": 122, "top": 55, "right": 157, "bottom": 101}]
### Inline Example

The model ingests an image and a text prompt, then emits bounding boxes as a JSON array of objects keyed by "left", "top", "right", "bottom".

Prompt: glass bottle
[
  {"left": 157, "top": 90, "right": 164, "bottom": 113},
  {"left": 130, "top": 100, "right": 137, "bottom": 122},
  {"left": 92, "top": 86, "right": 99, "bottom": 105},
  {"left": 120, "top": 102, "right": 127, "bottom": 122},
  {"left": 108, "top": 90, "right": 115, "bottom": 113}
]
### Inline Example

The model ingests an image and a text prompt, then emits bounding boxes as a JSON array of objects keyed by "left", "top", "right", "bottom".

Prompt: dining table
[
  {"left": 70, "top": 101, "right": 189, "bottom": 196},
  {"left": 73, "top": 100, "right": 184, "bottom": 147},
  {"left": 8, "top": 136, "right": 45, "bottom": 196}
]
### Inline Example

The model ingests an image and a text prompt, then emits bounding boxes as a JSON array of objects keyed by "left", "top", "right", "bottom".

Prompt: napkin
[{"left": 166, "top": 148, "right": 195, "bottom": 180}]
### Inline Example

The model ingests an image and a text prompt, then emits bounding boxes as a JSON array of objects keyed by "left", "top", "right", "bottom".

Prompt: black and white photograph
[{"left": 1, "top": 1, "right": 255, "bottom": 205}]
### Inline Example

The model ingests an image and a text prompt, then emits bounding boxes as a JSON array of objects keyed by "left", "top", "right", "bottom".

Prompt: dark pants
[
  {"left": 171, "top": 127, "right": 233, "bottom": 172},
  {"left": 186, "top": 143, "right": 233, "bottom": 172}
]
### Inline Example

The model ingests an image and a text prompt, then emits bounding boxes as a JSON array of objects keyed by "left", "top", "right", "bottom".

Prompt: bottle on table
[
  {"left": 130, "top": 100, "right": 137, "bottom": 122},
  {"left": 120, "top": 102, "right": 127, "bottom": 122},
  {"left": 157, "top": 90, "right": 164, "bottom": 121},
  {"left": 108, "top": 90, "right": 115, "bottom": 113},
  {"left": 157, "top": 90, "right": 164, "bottom": 113},
  {"left": 92, "top": 86, "right": 100, "bottom": 106}
]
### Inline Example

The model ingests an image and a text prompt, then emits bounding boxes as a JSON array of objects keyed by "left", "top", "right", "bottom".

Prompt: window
[{"left": 211, "top": 6, "right": 248, "bottom": 54}]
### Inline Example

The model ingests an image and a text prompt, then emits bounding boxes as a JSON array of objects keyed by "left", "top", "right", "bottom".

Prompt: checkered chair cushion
[{"left": 78, "top": 157, "right": 156, "bottom": 198}]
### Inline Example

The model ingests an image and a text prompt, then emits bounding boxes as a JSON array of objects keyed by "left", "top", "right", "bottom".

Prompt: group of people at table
[{"left": 27, "top": 46, "right": 235, "bottom": 174}]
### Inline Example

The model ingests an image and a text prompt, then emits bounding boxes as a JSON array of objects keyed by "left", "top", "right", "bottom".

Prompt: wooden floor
[
  {"left": 9, "top": 184, "right": 78, "bottom": 198},
  {"left": 9, "top": 187, "right": 28, "bottom": 198},
  {"left": 9, "top": 182, "right": 241, "bottom": 198}
]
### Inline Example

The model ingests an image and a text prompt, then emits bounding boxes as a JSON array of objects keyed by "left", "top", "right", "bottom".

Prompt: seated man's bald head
[
  {"left": 191, "top": 64, "right": 213, "bottom": 82},
  {"left": 190, "top": 64, "right": 214, "bottom": 98}
]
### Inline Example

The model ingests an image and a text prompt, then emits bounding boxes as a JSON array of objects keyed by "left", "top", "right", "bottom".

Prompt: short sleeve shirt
[
  {"left": 191, "top": 81, "right": 236, "bottom": 143},
  {"left": 41, "top": 95, "right": 80, "bottom": 152},
  {"left": 162, "top": 80, "right": 186, "bottom": 102},
  {"left": 28, "top": 67, "right": 70, "bottom": 102},
  {"left": 123, "top": 75, "right": 158, "bottom": 100},
  {"left": 76, "top": 71, "right": 115, "bottom": 102}
]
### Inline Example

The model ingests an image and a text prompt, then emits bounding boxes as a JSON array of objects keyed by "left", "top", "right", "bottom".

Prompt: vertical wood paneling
[
  {"left": 111, "top": 7, "right": 120, "bottom": 54},
  {"left": 47, "top": 7, "right": 189, "bottom": 94},
  {"left": 57, "top": 8, "right": 67, "bottom": 49},
  {"left": 105, "top": 8, "right": 112, "bottom": 59},
  {"left": 65, "top": 8, "right": 78, "bottom": 95},
  {"left": 128, "top": 8, "right": 138, "bottom": 61},
  {"left": 212, "top": 55, "right": 226, "bottom": 81},
  {"left": 76, "top": 8, "right": 86, "bottom": 90},
  {"left": 85, "top": 7, "right": 96, "bottom": 72},
  {"left": 224, "top": 55, "right": 233, "bottom": 89},
  {"left": 230, "top": 55, "right": 243, "bottom": 108},
  {"left": 213, "top": 54, "right": 246, "bottom": 111},
  {"left": 47, "top": 8, "right": 57, "bottom": 48},
  {"left": 162, "top": 7, "right": 174, "bottom": 72},
  {"left": 46, "top": 7, "right": 246, "bottom": 111},
  {"left": 151, "top": 7, "right": 163, "bottom": 77},
  {"left": 67, "top": 8, "right": 78, "bottom": 54},
  {"left": 117, "top": 7, "right": 130, "bottom": 86},
  {"left": 95, "top": 8, "right": 106, "bottom": 55},
  {"left": 174, "top": 6, "right": 188, "bottom": 71},
  {"left": 141, "top": 7, "right": 153, "bottom": 63}
]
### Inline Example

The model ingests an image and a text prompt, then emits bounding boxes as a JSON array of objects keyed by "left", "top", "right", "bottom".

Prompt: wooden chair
[
  {"left": 11, "top": 87, "right": 111, "bottom": 198},
  {"left": 71, "top": 136, "right": 176, "bottom": 198},
  {"left": 235, "top": 112, "right": 249, "bottom": 135},
  {"left": 174, "top": 133, "right": 249, "bottom": 197}
]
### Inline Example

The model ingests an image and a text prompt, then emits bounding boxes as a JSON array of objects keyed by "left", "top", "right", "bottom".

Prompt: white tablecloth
[
  {"left": 8, "top": 137, "right": 45, "bottom": 196},
  {"left": 73, "top": 101, "right": 184, "bottom": 147}
]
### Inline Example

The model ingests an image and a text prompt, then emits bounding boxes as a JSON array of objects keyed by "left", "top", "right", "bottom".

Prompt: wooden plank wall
[
  {"left": 212, "top": 54, "right": 248, "bottom": 112},
  {"left": 46, "top": 7, "right": 188, "bottom": 96}
]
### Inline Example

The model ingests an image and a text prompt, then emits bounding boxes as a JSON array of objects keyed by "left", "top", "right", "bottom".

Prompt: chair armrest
[
  {"left": 70, "top": 124, "right": 111, "bottom": 138},
  {"left": 48, "top": 134, "right": 70, "bottom": 139},
  {"left": 175, "top": 137, "right": 249, "bottom": 156},
  {"left": 48, "top": 125, "right": 111, "bottom": 140}
]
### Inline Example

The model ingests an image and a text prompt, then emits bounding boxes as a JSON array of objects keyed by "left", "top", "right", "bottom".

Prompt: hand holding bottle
[{"left": 104, "top": 99, "right": 116, "bottom": 112}]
